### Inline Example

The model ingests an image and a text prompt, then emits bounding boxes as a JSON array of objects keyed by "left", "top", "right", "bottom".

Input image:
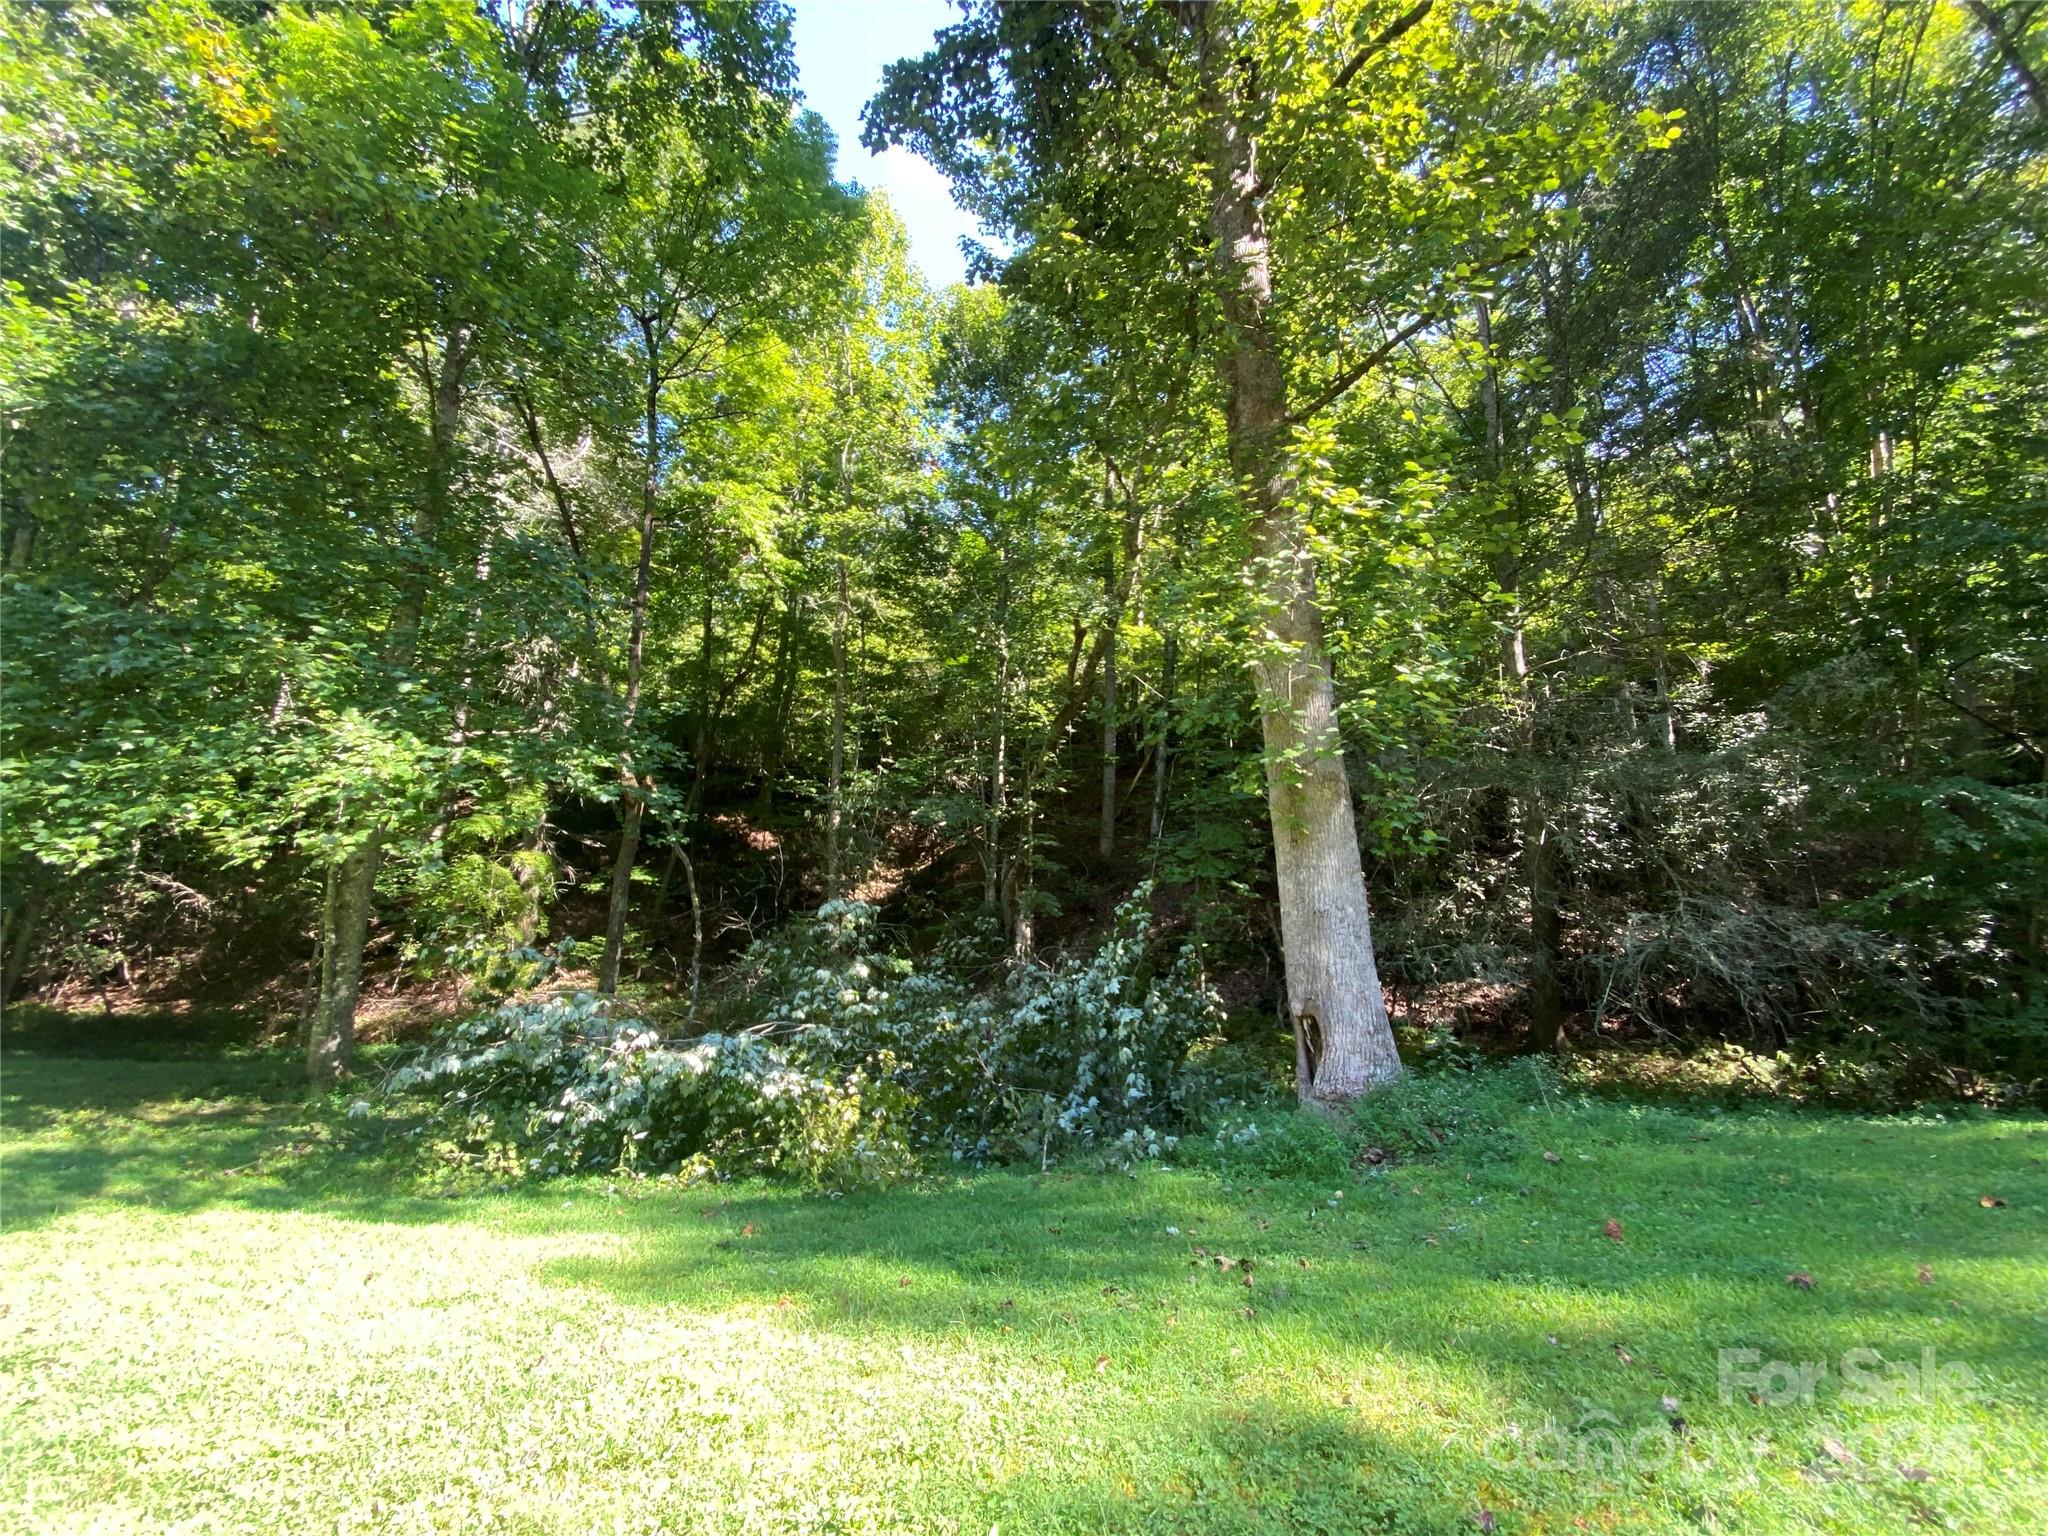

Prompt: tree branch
[
  {"left": 1329, "top": 0, "right": 1435, "bottom": 95},
  {"left": 1288, "top": 309, "right": 1440, "bottom": 425}
]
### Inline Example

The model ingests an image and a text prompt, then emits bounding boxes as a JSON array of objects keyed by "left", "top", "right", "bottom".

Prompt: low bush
[
  {"left": 384, "top": 885, "right": 1230, "bottom": 1185},
  {"left": 383, "top": 992, "right": 917, "bottom": 1189}
]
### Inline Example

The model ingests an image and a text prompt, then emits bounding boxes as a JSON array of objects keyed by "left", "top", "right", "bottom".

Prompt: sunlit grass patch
[{"left": 2, "top": 1055, "right": 2043, "bottom": 1534}]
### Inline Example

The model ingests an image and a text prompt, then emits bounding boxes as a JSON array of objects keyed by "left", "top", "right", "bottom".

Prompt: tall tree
[{"left": 872, "top": 0, "right": 1627, "bottom": 1100}]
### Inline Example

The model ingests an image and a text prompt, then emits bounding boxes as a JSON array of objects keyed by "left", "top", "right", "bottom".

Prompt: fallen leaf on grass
[
  {"left": 1821, "top": 1435, "right": 1855, "bottom": 1465},
  {"left": 1978, "top": 1196, "right": 2006, "bottom": 1208},
  {"left": 897, "top": 1275, "right": 912, "bottom": 1288},
  {"left": 1916, "top": 1264, "right": 1934, "bottom": 1285},
  {"left": 1603, "top": 1219, "right": 1625, "bottom": 1242},
  {"left": 1094, "top": 1355, "right": 1109, "bottom": 1374},
  {"left": 739, "top": 1223, "right": 756, "bottom": 1238}
]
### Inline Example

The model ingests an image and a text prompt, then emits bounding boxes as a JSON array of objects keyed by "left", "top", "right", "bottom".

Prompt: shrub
[
  {"left": 384, "top": 991, "right": 916, "bottom": 1190},
  {"left": 387, "top": 884, "right": 1230, "bottom": 1183},
  {"left": 977, "top": 890, "right": 1226, "bottom": 1167}
]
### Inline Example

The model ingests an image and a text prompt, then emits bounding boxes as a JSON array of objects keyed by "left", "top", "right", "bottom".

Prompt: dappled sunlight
[{"left": 4, "top": 1055, "right": 2042, "bottom": 1532}]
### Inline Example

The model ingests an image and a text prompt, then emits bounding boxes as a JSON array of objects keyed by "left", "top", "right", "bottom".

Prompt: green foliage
[
  {"left": 392, "top": 886, "right": 1228, "bottom": 1182},
  {"left": 385, "top": 991, "right": 919, "bottom": 1191},
  {"left": 722, "top": 887, "right": 1229, "bottom": 1167},
  {"left": 4, "top": 0, "right": 2041, "bottom": 1102}
]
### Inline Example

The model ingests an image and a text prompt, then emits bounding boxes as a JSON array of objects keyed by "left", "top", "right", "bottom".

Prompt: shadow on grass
[
  {"left": 4, "top": 1051, "right": 2039, "bottom": 1533},
  {"left": 0, "top": 1052, "right": 456, "bottom": 1231},
  {"left": 525, "top": 1160, "right": 2023, "bottom": 1534}
]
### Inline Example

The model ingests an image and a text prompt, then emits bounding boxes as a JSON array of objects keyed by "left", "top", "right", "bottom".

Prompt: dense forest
[{"left": 3, "top": 0, "right": 2043, "bottom": 1155}]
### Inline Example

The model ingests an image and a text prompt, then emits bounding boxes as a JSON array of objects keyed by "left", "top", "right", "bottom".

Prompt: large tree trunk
[
  {"left": 308, "top": 834, "right": 381, "bottom": 1084},
  {"left": 310, "top": 321, "right": 472, "bottom": 1083},
  {"left": 1197, "top": 7, "right": 1399, "bottom": 1103}
]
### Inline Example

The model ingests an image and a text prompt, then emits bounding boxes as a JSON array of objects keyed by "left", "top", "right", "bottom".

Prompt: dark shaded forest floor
[{"left": 3, "top": 1046, "right": 2043, "bottom": 1535}]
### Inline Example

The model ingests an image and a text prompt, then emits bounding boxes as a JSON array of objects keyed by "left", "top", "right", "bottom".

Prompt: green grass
[{"left": 2, "top": 1054, "right": 2044, "bottom": 1534}]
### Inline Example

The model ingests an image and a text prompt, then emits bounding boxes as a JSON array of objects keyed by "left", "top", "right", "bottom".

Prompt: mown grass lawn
[{"left": 2, "top": 1053, "right": 2043, "bottom": 1535}]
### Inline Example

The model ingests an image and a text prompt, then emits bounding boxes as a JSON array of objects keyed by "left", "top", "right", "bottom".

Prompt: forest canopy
[{"left": 2, "top": 0, "right": 2044, "bottom": 1142}]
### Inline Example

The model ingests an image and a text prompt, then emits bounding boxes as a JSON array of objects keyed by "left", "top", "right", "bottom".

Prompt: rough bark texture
[{"left": 1197, "top": 6, "right": 1400, "bottom": 1103}]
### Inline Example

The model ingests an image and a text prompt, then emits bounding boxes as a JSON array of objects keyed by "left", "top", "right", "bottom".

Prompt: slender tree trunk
[
  {"left": 1196, "top": 6, "right": 1400, "bottom": 1103},
  {"left": 757, "top": 590, "right": 802, "bottom": 810},
  {"left": 514, "top": 389, "right": 607, "bottom": 678},
  {"left": 1477, "top": 297, "right": 1564, "bottom": 1050},
  {"left": 2, "top": 883, "right": 44, "bottom": 1002},
  {"left": 599, "top": 332, "right": 662, "bottom": 993},
  {"left": 988, "top": 547, "right": 1011, "bottom": 911},
  {"left": 688, "top": 577, "right": 717, "bottom": 821},
  {"left": 679, "top": 845, "right": 704, "bottom": 1019},
  {"left": 310, "top": 321, "right": 472, "bottom": 1082},
  {"left": 308, "top": 834, "right": 380, "bottom": 1083},
  {"left": 683, "top": 591, "right": 769, "bottom": 826},
  {"left": 429, "top": 537, "right": 493, "bottom": 847},
  {"left": 1149, "top": 630, "right": 1178, "bottom": 847},
  {"left": 1646, "top": 576, "right": 1676, "bottom": 753},
  {"left": 1005, "top": 670, "right": 1036, "bottom": 958},
  {"left": 825, "top": 556, "right": 848, "bottom": 902},
  {"left": 6, "top": 499, "right": 34, "bottom": 572},
  {"left": 1098, "top": 536, "right": 1118, "bottom": 861}
]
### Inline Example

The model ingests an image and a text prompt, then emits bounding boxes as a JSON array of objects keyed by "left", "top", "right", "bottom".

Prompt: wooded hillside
[{"left": 4, "top": 0, "right": 2043, "bottom": 1111}]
